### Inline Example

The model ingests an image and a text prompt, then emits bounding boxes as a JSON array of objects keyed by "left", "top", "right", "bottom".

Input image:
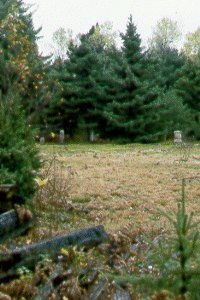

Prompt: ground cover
[
  {"left": 1, "top": 142, "right": 200, "bottom": 299},
  {"left": 34, "top": 143, "right": 200, "bottom": 238}
]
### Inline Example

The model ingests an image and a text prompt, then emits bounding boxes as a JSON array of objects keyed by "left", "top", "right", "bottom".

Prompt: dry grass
[
  {"left": 1, "top": 143, "right": 200, "bottom": 299},
  {"left": 30, "top": 143, "right": 200, "bottom": 240}
]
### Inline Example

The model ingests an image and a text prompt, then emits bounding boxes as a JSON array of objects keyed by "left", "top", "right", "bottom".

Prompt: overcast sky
[{"left": 23, "top": 0, "right": 200, "bottom": 55}]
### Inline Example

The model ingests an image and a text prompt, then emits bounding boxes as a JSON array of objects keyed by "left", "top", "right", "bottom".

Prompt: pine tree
[
  {"left": 67, "top": 25, "right": 107, "bottom": 138},
  {"left": 175, "top": 57, "right": 200, "bottom": 138},
  {"left": 104, "top": 16, "right": 161, "bottom": 142},
  {"left": 146, "top": 46, "right": 185, "bottom": 92},
  {"left": 145, "top": 27, "right": 190, "bottom": 140},
  {"left": 49, "top": 24, "right": 117, "bottom": 139},
  {"left": 44, "top": 60, "right": 75, "bottom": 135},
  {"left": 153, "top": 89, "right": 192, "bottom": 140}
]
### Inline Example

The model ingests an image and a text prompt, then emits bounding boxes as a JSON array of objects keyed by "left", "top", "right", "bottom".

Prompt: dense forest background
[{"left": 1, "top": 0, "right": 200, "bottom": 143}]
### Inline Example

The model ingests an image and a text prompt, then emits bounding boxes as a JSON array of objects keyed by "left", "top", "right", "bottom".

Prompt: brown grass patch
[{"left": 29, "top": 143, "right": 200, "bottom": 240}]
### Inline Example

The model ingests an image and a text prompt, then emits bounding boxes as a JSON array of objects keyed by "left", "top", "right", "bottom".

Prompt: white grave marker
[
  {"left": 59, "top": 129, "right": 65, "bottom": 144},
  {"left": 40, "top": 137, "right": 45, "bottom": 145},
  {"left": 174, "top": 131, "right": 182, "bottom": 144}
]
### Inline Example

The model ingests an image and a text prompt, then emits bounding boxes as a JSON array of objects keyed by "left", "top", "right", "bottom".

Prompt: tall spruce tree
[{"left": 104, "top": 15, "right": 162, "bottom": 142}]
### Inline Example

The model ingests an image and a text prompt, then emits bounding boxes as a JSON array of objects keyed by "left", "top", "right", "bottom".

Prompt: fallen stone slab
[
  {"left": 88, "top": 280, "right": 108, "bottom": 300},
  {"left": 0, "top": 225, "right": 108, "bottom": 271},
  {"left": 113, "top": 286, "right": 132, "bottom": 300}
]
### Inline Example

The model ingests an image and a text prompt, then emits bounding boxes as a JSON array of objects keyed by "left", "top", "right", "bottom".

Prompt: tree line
[{"left": 1, "top": 0, "right": 200, "bottom": 142}]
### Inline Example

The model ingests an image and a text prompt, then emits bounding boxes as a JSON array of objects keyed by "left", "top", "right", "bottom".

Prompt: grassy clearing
[{"left": 30, "top": 142, "right": 200, "bottom": 240}]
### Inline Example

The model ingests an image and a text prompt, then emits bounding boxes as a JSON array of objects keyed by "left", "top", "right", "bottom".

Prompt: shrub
[{"left": 0, "top": 91, "right": 40, "bottom": 207}]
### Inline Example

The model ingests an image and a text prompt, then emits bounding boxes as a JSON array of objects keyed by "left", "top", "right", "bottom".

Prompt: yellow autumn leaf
[
  {"left": 34, "top": 177, "right": 48, "bottom": 187},
  {"left": 60, "top": 248, "right": 69, "bottom": 257}
]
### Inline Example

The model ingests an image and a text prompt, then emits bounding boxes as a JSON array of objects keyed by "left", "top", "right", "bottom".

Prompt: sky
[{"left": 23, "top": 0, "right": 200, "bottom": 55}]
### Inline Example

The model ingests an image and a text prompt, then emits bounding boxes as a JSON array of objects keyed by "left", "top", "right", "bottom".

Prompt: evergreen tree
[
  {"left": 145, "top": 18, "right": 189, "bottom": 140},
  {"left": 46, "top": 16, "right": 194, "bottom": 142},
  {"left": 44, "top": 60, "right": 74, "bottom": 135},
  {"left": 49, "top": 24, "right": 117, "bottom": 139},
  {"left": 146, "top": 46, "right": 185, "bottom": 92},
  {"left": 67, "top": 24, "right": 108, "bottom": 138},
  {"left": 175, "top": 57, "right": 200, "bottom": 138},
  {"left": 0, "top": 91, "right": 40, "bottom": 205},
  {"left": 104, "top": 16, "right": 162, "bottom": 142},
  {"left": 0, "top": 0, "right": 53, "bottom": 127},
  {"left": 121, "top": 15, "right": 143, "bottom": 70},
  {"left": 154, "top": 89, "right": 192, "bottom": 140}
]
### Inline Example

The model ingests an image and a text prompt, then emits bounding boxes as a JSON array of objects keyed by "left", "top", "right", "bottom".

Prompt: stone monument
[
  {"left": 174, "top": 131, "right": 182, "bottom": 144},
  {"left": 59, "top": 129, "right": 65, "bottom": 144}
]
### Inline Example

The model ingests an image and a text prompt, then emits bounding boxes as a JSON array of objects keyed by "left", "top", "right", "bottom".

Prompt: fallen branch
[{"left": 0, "top": 225, "right": 108, "bottom": 271}]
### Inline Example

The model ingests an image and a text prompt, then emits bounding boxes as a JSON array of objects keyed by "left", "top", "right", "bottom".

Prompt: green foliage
[
  {"left": 104, "top": 16, "right": 162, "bottom": 142},
  {"left": 52, "top": 27, "right": 72, "bottom": 62},
  {"left": 1, "top": 8, "right": 196, "bottom": 143},
  {"left": 152, "top": 89, "right": 192, "bottom": 140},
  {"left": 46, "top": 15, "right": 200, "bottom": 143},
  {"left": 149, "top": 17, "right": 181, "bottom": 51},
  {"left": 183, "top": 27, "right": 200, "bottom": 59},
  {"left": 175, "top": 58, "right": 200, "bottom": 139},
  {"left": 48, "top": 23, "right": 116, "bottom": 138},
  {"left": 17, "top": 266, "right": 33, "bottom": 280},
  {"left": 149, "top": 179, "right": 200, "bottom": 297},
  {"left": 0, "top": 0, "right": 55, "bottom": 128},
  {"left": 0, "top": 91, "right": 40, "bottom": 201},
  {"left": 147, "top": 47, "right": 185, "bottom": 92}
]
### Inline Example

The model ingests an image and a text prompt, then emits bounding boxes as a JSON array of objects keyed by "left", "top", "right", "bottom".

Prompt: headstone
[
  {"left": 89, "top": 130, "right": 96, "bottom": 142},
  {"left": 59, "top": 129, "right": 65, "bottom": 144},
  {"left": 174, "top": 130, "right": 182, "bottom": 144},
  {"left": 40, "top": 137, "right": 45, "bottom": 145}
]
